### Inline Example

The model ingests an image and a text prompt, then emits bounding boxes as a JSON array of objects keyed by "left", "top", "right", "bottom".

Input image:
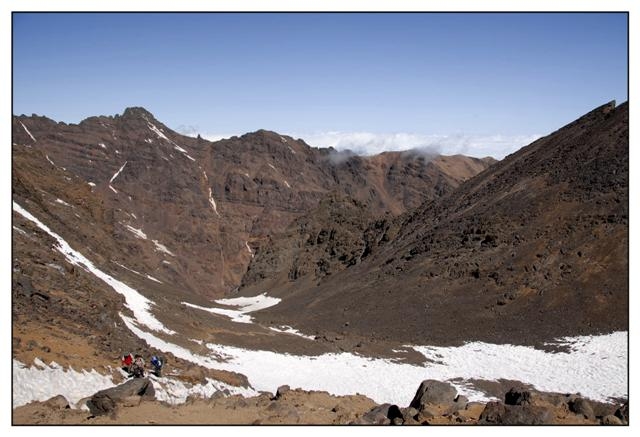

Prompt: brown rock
[{"left": 602, "top": 415, "right": 623, "bottom": 425}]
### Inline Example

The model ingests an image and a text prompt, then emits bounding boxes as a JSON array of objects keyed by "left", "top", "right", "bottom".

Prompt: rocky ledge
[{"left": 13, "top": 378, "right": 628, "bottom": 425}]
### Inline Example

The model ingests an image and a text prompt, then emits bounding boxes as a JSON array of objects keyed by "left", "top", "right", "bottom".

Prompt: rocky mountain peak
[{"left": 120, "top": 106, "right": 157, "bottom": 121}]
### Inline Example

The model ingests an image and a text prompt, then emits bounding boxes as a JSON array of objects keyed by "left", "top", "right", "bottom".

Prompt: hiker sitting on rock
[
  {"left": 130, "top": 354, "right": 145, "bottom": 378},
  {"left": 150, "top": 355, "right": 164, "bottom": 377},
  {"left": 121, "top": 353, "right": 134, "bottom": 374}
]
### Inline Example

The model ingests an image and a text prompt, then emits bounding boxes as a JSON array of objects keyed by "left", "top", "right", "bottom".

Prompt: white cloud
[
  {"left": 186, "top": 130, "right": 542, "bottom": 160},
  {"left": 295, "top": 131, "right": 542, "bottom": 160}
]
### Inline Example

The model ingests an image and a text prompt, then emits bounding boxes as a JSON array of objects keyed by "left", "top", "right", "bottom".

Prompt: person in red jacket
[{"left": 121, "top": 353, "right": 133, "bottom": 373}]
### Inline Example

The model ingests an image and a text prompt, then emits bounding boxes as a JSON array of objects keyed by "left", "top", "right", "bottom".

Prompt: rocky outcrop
[{"left": 85, "top": 378, "right": 155, "bottom": 417}]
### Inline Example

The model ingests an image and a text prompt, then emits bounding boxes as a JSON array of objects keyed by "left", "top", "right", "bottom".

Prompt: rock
[
  {"left": 121, "top": 395, "right": 141, "bottom": 407},
  {"left": 480, "top": 401, "right": 554, "bottom": 425},
  {"left": 602, "top": 415, "right": 623, "bottom": 425},
  {"left": 86, "top": 378, "right": 154, "bottom": 416},
  {"left": 361, "top": 403, "right": 403, "bottom": 424},
  {"left": 614, "top": 402, "right": 628, "bottom": 423},
  {"left": 401, "top": 406, "right": 419, "bottom": 421},
  {"left": 502, "top": 405, "right": 554, "bottom": 425},
  {"left": 409, "top": 379, "right": 458, "bottom": 412},
  {"left": 455, "top": 402, "right": 485, "bottom": 422},
  {"left": 453, "top": 394, "right": 469, "bottom": 411},
  {"left": 568, "top": 397, "right": 595, "bottom": 420},
  {"left": 43, "top": 395, "right": 69, "bottom": 410},
  {"left": 86, "top": 393, "right": 117, "bottom": 416},
  {"left": 392, "top": 417, "right": 404, "bottom": 425},
  {"left": 275, "top": 385, "right": 290, "bottom": 399},
  {"left": 505, "top": 386, "right": 531, "bottom": 405},
  {"left": 479, "top": 401, "right": 506, "bottom": 424}
]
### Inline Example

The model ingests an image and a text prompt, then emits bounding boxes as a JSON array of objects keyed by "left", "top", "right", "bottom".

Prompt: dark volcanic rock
[
  {"left": 505, "top": 387, "right": 531, "bottom": 405},
  {"left": 86, "top": 378, "right": 155, "bottom": 416},
  {"left": 479, "top": 401, "right": 506, "bottom": 424},
  {"left": 409, "top": 380, "right": 458, "bottom": 411},
  {"left": 614, "top": 402, "right": 628, "bottom": 423},
  {"left": 360, "top": 403, "right": 403, "bottom": 425},
  {"left": 569, "top": 397, "right": 595, "bottom": 421},
  {"left": 479, "top": 401, "right": 554, "bottom": 425}
]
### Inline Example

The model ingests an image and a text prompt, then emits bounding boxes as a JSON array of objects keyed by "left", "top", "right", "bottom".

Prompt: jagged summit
[{"left": 120, "top": 106, "right": 157, "bottom": 120}]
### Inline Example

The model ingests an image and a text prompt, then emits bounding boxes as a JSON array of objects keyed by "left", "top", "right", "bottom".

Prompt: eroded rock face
[{"left": 13, "top": 109, "right": 490, "bottom": 299}]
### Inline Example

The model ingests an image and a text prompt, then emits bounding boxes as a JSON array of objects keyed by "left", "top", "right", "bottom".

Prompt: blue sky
[{"left": 12, "top": 13, "right": 627, "bottom": 158}]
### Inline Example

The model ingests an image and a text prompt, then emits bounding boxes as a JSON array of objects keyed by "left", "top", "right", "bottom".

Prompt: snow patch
[
  {"left": 182, "top": 293, "right": 281, "bottom": 324},
  {"left": 110, "top": 161, "right": 128, "bottom": 184},
  {"left": 198, "top": 331, "right": 627, "bottom": 406},
  {"left": 268, "top": 163, "right": 276, "bottom": 171},
  {"left": 148, "top": 122, "right": 171, "bottom": 142},
  {"left": 283, "top": 180, "right": 291, "bottom": 189},
  {"left": 148, "top": 121, "right": 195, "bottom": 161},
  {"left": 55, "top": 198, "right": 71, "bottom": 207},
  {"left": 152, "top": 375, "right": 254, "bottom": 405},
  {"left": 288, "top": 146, "right": 296, "bottom": 154},
  {"left": 208, "top": 188, "right": 220, "bottom": 217},
  {"left": 13, "top": 358, "right": 253, "bottom": 408},
  {"left": 99, "top": 142, "right": 107, "bottom": 149},
  {"left": 245, "top": 241, "right": 254, "bottom": 257},
  {"left": 45, "top": 155, "right": 56, "bottom": 167},
  {"left": 152, "top": 240, "right": 175, "bottom": 256},
  {"left": 12, "top": 225, "right": 28, "bottom": 236},
  {"left": 109, "top": 185, "right": 118, "bottom": 194},
  {"left": 280, "top": 136, "right": 288, "bottom": 143},
  {"left": 88, "top": 182, "right": 96, "bottom": 187},
  {"left": 20, "top": 121, "right": 36, "bottom": 142},
  {"left": 12, "top": 359, "right": 115, "bottom": 408},
  {"left": 146, "top": 275, "right": 163, "bottom": 284},
  {"left": 269, "top": 326, "right": 315, "bottom": 340},
  {"left": 125, "top": 225, "right": 147, "bottom": 240},
  {"left": 13, "top": 202, "right": 173, "bottom": 335},
  {"left": 174, "top": 145, "right": 196, "bottom": 161}
]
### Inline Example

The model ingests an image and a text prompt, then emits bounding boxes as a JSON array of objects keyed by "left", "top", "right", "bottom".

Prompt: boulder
[
  {"left": 86, "top": 378, "right": 154, "bottom": 416},
  {"left": 121, "top": 395, "right": 142, "bottom": 407},
  {"left": 505, "top": 387, "right": 531, "bottom": 405},
  {"left": 479, "top": 401, "right": 554, "bottom": 425},
  {"left": 275, "top": 385, "right": 290, "bottom": 399},
  {"left": 43, "top": 395, "right": 70, "bottom": 410},
  {"left": 602, "top": 415, "right": 623, "bottom": 425},
  {"left": 453, "top": 394, "right": 469, "bottom": 411},
  {"left": 409, "top": 380, "right": 458, "bottom": 412},
  {"left": 479, "top": 401, "right": 506, "bottom": 424},
  {"left": 501, "top": 405, "right": 554, "bottom": 425},
  {"left": 455, "top": 402, "right": 485, "bottom": 422},
  {"left": 86, "top": 393, "right": 117, "bottom": 417},
  {"left": 614, "top": 402, "right": 628, "bottom": 423},
  {"left": 401, "top": 406, "right": 419, "bottom": 421},
  {"left": 360, "top": 403, "right": 403, "bottom": 425},
  {"left": 568, "top": 397, "right": 595, "bottom": 421}
]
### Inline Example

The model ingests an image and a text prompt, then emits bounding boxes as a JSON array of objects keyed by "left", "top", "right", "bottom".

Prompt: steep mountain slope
[
  {"left": 247, "top": 101, "right": 629, "bottom": 347},
  {"left": 12, "top": 108, "right": 493, "bottom": 296}
]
